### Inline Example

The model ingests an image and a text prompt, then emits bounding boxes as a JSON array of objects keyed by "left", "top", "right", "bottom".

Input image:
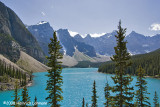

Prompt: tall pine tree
[
  {"left": 12, "top": 80, "right": 20, "bottom": 107},
  {"left": 21, "top": 85, "right": 30, "bottom": 107},
  {"left": 135, "top": 66, "right": 150, "bottom": 107},
  {"left": 91, "top": 80, "right": 98, "bottom": 107},
  {"left": 153, "top": 91, "right": 159, "bottom": 107},
  {"left": 110, "top": 21, "right": 134, "bottom": 106},
  {"left": 104, "top": 81, "right": 111, "bottom": 107},
  {"left": 46, "top": 31, "right": 63, "bottom": 107}
]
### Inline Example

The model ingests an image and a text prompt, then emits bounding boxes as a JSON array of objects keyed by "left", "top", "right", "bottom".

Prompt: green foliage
[
  {"left": 135, "top": 66, "right": 151, "bottom": 107},
  {"left": 98, "top": 48, "right": 160, "bottom": 76},
  {"left": 0, "top": 59, "right": 27, "bottom": 87},
  {"left": 11, "top": 80, "right": 20, "bottom": 107},
  {"left": 21, "top": 85, "right": 30, "bottom": 107},
  {"left": 109, "top": 21, "right": 134, "bottom": 107},
  {"left": 153, "top": 91, "right": 159, "bottom": 107},
  {"left": 104, "top": 81, "right": 111, "bottom": 107},
  {"left": 45, "top": 31, "right": 63, "bottom": 107},
  {"left": 91, "top": 80, "right": 98, "bottom": 107}
]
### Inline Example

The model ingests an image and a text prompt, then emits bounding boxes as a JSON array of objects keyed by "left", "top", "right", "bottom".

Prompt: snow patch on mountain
[
  {"left": 56, "top": 32, "right": 67, "bottom": 55},
  {"left": 37, "top": 21, "right": 48, "bottom": 25},
  {"left": 68, "top": 30, "right": 78, "bottom": 37},
  {"left": 68, "top": 30, "right": 106, "bottom": 38},
  {"left": 90, "top": 33, "right": 105, "bottom": 38},
  {"left": 108, "top": 35, "right": 112, "bottom": 38}
]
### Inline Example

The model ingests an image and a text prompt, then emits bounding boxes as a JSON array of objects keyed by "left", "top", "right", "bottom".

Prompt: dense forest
[
  {"left": 98, "top": 48, "right": 160, "bottom": 76},
  {"left": 0, "top": 59, "right": 30, "bottom": 90}
]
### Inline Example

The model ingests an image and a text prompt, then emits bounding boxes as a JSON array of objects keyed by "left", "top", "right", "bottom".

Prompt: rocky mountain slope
[
  {"left": 16, "top": 51, "right": 49, "bottom": 72},
  {"left": 0, "top": 1, "right": 45, "bottom": 62},
  {"left": 74, "top": 31, "right": 160, "bottom": 56},
  {"left": 28, "top": 20, "right": 160, "bottom": 58},
  {"left": 74, "top": 31, "right": 117, "bottom": 55},
  {"left": 27, "top": 21, "right": 54, "bottom": 56},
  {"left": 27, "top": 23, "right": 97, "bottom": 57},
  {"left": 60, "top": 49, "right": 110, "bottom": 67},
  {"left": 57, "top": 29, "right": 97, "bottom": 57},
  {"left": 0, "top": 1, "right": 49, "bottom": 90}
]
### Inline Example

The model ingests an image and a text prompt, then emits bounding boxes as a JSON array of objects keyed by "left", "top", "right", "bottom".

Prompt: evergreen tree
[
  {"left": 34, "top": 96, "right": 38, "bottom": 107},
  {"left": 46, "top": 31, "right": 63, "bottom": 107},
  {"left": 91, "top": 80, "right": 98, "bottom": 107},
  {"left": 82, "top": 97, "right": 85, "bottom": 107},
  {"left": 153, "top": 91, "right": 159, "bottom": 107},
  {"left": 12, "top": 80, "right": 20, "bottom": 107},
  {"left": 135, "top": 66, "right": 150, "bottom": 107},
  {"left": 21, "top": 85, "right": 30, "bottom": 107},
  {"left": 110, "top": 21, "right": 134, "bottom": 106},
  {"left": 104, "top": 81, "right": 111, "bottom": 107}
]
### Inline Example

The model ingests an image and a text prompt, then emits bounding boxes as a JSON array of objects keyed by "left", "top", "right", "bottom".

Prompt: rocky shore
[{"left": 0, "top": 79, "right": 33, "bottom": 91}]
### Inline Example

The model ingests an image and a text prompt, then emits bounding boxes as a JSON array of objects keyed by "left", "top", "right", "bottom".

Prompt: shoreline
[
  {"left": 0, "top": 70, "right": 46, "bottom": 91},
  {"left": 97, "top": 71, "right": 160, "bottom": 79},
  {"left": 0, "top": 80, "right": 33, "bottom": 91}
]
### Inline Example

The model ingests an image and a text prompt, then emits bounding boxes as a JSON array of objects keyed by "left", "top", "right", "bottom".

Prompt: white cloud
[
  {"left": 90, "top": 33, "right": 105, "bottom": 37},
  {"left": 68, "top": 30, "right": 79, "bottom": 37},
  {"left": 41, "top": 12, "right": 46, "bottom": 16},
  {"left": 149, "top": 23, "right": 160, "bottom": 31}
]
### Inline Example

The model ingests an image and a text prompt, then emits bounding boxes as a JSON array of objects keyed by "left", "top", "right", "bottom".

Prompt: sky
[{"left": 1, "top": 0, "right": 160, "bottom": 37}]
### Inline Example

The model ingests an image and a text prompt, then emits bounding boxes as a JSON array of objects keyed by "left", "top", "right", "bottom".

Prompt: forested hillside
[
  {"left": 98, "top": 49, "right": 160, "bottom": 76},
  {"left": 0, "top": 58, "right": 30, "bottom": 90}
]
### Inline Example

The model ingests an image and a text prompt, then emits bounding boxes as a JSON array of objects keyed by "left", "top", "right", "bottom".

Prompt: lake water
[{"left": 0, "top": 68, "right": 160, "bottom": 107}]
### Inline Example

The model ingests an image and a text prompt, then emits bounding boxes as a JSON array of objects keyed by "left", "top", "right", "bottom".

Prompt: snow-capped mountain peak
[
  {"left": 37, "top": 21, "right": 48, "bottom": 25},
  {"left": 68, "top": 30, "right": 79, "bottom": 37}
]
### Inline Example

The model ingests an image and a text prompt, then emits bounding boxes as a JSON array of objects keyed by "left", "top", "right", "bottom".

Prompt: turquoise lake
[{"left": 0, "top": 68, "right": 160, "bottom": 107}]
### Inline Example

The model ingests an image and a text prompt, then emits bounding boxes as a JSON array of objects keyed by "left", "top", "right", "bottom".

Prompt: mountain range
[
  {"left": 27, "top": 21, "right": 160, "bottom": 58},
  {"left": 0, "top": 0, "right": 159, "bottom": 68},
  {"left": 27, "top": 22, "right": 113, "bottom": 66},
  {"left": 74, "top": 31, "right": 160, "bottom": 56}
]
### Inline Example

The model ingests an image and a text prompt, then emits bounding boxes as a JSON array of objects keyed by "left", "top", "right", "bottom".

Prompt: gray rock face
[
  {"left": 27, "top": 21, "right": 54, "bottom": 56},
  {"left": 126, "top": 31, "right": 160, "bottom": 54},
  {"left": 57, "top": 29, "right": 97, "bottom": 57},
  {"left": 74, "top": 31, "right": 117, "bottom": 56},
  {"left": 0, "top": 1, "right": 45, "bottom": 62},
  {"left": 27, "top": 23, "right": 97, "bottom": 57},
  {"left": 74, "top": 31, "right": 160, "bottom": 56}
]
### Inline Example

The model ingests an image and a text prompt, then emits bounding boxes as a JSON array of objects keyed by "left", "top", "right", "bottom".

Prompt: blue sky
[{"left": 1, "top": 0, "right": 160, "bottom": 37}]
